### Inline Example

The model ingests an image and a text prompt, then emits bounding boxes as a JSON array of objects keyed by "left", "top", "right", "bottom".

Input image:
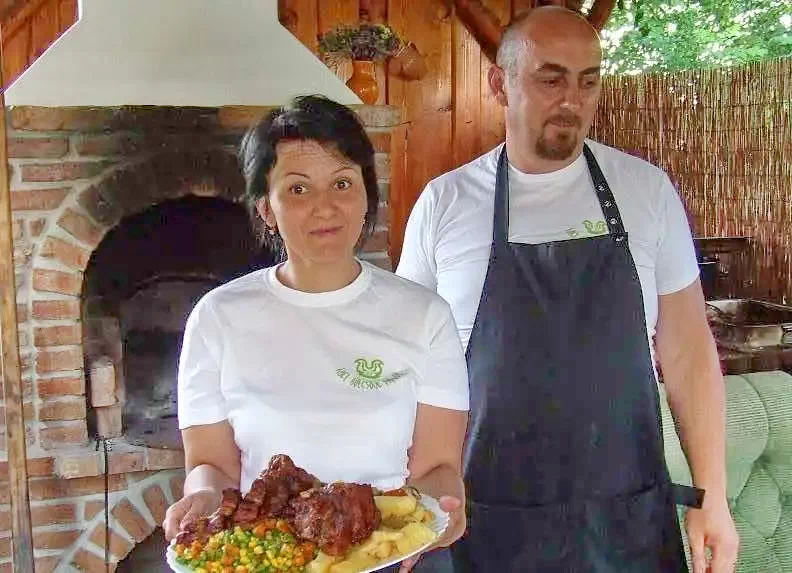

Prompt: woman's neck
[{"left": 276, "top": 257, "right": 362, "bottom": 293}]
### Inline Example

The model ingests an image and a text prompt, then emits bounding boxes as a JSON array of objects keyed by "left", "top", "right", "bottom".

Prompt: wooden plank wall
[
  {"left": 2, "top": 0, "right": 532, "bottom": 264},
  {"left": 1, "top": 0, "right": 76, "bottom": 87}
]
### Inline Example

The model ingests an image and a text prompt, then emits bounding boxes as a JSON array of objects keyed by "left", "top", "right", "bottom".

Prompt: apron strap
[
  {"left": 671, "top": 484, "right": 706, "bottom": 509},
  {"left": 493, "top": 144, "right": 629, "bottom": 245},
  {"left": 582, "top": 144, "right": 627, "bottom": 238},
  {"left": 493, "top": 146, "right": 510, "bottom": 245}
]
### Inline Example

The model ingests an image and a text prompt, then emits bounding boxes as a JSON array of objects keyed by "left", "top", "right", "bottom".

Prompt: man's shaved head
[
  {"left": 488, "top": 5, "right": 603, "bottom": 172},
  {"left": 497, "top": 6, "right": 601, "bottom": 80}
]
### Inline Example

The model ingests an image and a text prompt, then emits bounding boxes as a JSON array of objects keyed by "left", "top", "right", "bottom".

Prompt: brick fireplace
[{"left": 2, "top": 104, "right": 400, "bottom": 572}]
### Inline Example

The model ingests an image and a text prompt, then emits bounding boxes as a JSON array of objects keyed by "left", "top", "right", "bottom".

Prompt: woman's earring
[{"left": 267, "top": 225, "right": 277, "bottom": 236}]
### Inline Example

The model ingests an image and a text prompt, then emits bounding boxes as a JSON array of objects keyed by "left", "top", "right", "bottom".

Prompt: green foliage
[
  {"left": 318, "top": 24, "right": 403, "bottom": 62},
  {"left": 600, "top": 0, "right": 792, "bottom": 75}
]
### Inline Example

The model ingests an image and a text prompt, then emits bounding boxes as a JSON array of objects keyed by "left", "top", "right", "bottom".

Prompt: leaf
[{"left": 601, "top": 0, "right": 792, "bottom": 74}]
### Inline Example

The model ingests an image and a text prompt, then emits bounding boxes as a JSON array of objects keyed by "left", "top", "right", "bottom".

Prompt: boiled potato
[
  {"left": 394, "top": 522, "right": 437, "bottom": 555},
  {"left": 404, "top": 505, "right": 434, "bottom": 524},
  {"left": 329, "top": 551, "right": 379, "bottom": 573},
  {"left": 306, "top": 551, "right": 339, "bottom": 573},
  {"left": 356, "top": 529, "right": 403, "bottom": 557},
  {"left": 374, "top": 494, "right": 417, "bottom": 519}
]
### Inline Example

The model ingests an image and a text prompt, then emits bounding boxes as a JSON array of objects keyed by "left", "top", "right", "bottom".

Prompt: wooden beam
[
  {"left": 0, "top": 26, "right": 36, "bottom": 573},
  {"left": 453, "top": 0, "right": 501, "bottom": 63},
  {"left": 1, "top": 0, "right": 49, "bottom": 42},
  {"left": 0, "top": 0, "right": 27, "bottom": 21},
  {"left": 454, "top": 0, "right": 616, "bottom": 64},
  {"left": 586, "top": 0, "right": 616, "bottom": 31}
]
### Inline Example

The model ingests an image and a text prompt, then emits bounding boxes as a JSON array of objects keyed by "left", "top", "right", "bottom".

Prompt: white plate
[{"left": 166, "top": 494, "right": 449, "bottom": 573}]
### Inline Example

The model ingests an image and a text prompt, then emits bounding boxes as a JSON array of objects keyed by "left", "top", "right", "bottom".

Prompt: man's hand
[{"left": 685, "top": 496, "right": 739, "bottom": 573}]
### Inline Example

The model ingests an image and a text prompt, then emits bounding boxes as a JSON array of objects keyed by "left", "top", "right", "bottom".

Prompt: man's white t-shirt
[
  {"left": 396, "top": 140, "right": 700, "bottom": 363},
  {"left": 178, "top": 261, "right": 469, "bottom": 494}
]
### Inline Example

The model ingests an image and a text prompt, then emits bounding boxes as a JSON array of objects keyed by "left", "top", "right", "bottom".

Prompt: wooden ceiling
[
  {"left": 453, "top": 0, "right": 617, "bottom": 62},
  {"left": 2, "top": 0, "right": 617, "bottom": 88}
]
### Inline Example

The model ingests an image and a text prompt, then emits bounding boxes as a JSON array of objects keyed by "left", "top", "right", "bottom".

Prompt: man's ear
[{"left": 488, "top": 65, "right": 508, "bottom": 107}]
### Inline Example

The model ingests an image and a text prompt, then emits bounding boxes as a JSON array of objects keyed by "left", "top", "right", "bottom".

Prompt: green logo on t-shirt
[
  {"left": 336, "top": 358, "right": 408, "bottom": 390},
  {"left": 355, "top": 358, "right": 384, "bottom": 379},
  {"left": 567, "top": 219, "right": 608, "bottom": 238}
]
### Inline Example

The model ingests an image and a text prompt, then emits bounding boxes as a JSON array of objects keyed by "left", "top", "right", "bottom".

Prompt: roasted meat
[
  {"left": 220, "top": 488, "right": 242, "bottom": 517},
  {"left": 175, "top": 454, "right": 380, "bottom": 558},
  {"left": 207, "top": 511, "right": 228, "bottom": 534},
  {"left": 174, "top": 515, "right": 209, "bottom": 546},
  {"left": 248, "top": 454, "right": 322, "bottom": 515},
  {"left": 288, "top": 483, "right": 380, "bottom": 556},
  {"left": 232, "top": 499, "right": 261, "bottom": 525}
]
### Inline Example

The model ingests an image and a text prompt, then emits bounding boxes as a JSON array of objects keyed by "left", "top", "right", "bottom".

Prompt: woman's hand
[
  {"left": 167, "top": 423, "right": 241, "bottom": 542},
  {"left": 401, "top": 403, "right": 469, "bottom": 572},
  {"left": 163, "top": 488, "right": 222, "bottom": 542},
  {"left": 399, "top": 495, "right": 465, "bottom": 572}
]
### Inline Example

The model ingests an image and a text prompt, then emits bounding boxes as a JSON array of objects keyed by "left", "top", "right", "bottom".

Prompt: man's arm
[
  {"left": 656, "top": 278, "right": 726, "bottom": 500},
  {"left": 655, "top": 278, "right": 739, "bottom": 572}
]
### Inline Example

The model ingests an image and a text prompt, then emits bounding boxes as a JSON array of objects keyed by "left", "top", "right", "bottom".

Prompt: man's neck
[{"left": 505, "top": 135, "right": 584, "bottom": 175}]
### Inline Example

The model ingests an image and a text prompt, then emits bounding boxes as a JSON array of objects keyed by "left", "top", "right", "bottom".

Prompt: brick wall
[{"left": 1, "top": 104, "right": 401, "bottom": 571}]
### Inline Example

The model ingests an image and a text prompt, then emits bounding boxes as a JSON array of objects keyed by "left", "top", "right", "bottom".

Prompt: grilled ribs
[
  {"left": 248, "top": 454, "right": 322, "bottom": 514},
  {"left": 288, "top": 483, "right": 380, "bottom": 556},
  {"left": 175, "top": 454, "right": 381, "bottom": 557}
]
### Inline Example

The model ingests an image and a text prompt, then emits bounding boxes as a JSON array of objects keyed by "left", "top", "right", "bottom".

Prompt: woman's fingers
[
  {"left": 163, "top": 497, "right": 190, "bottom": 541},
  {"left": 163, "top": 490, "right": 221, "bottom": 542}
]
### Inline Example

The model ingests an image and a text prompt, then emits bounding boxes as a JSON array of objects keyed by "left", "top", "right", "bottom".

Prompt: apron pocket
[
  {"left": 581, "top": 482, "right": 687, "bottom": 572},
  {"left": 460, "top": 498, "right": 578, "bottom": 572}
]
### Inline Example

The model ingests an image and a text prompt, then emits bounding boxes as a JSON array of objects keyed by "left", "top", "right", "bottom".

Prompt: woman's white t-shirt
[{"left": 177, "top": 261, "right": 470, "bottom": 494}]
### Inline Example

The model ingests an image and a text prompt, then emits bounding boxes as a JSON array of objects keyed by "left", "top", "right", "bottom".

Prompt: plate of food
[{"left": 166, "top": 454, "right": 448, "bottom": 573}]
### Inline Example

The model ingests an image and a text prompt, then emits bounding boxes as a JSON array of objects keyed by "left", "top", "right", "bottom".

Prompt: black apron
[{"left": 451, "top": 145, "right": 702, "bottom": 572}]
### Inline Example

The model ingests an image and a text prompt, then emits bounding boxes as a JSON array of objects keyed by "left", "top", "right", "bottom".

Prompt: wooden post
[{"left": 0, "top": 29, "right": 37, "bottom": 573}]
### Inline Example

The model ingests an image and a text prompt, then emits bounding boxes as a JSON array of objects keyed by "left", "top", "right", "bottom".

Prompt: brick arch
[
  {"left": 29, "top": 148, "right": 248, "bottom": 442},
  {"left": 34, "top": 148, "right": 245, "bottom": 284},
  {"left": 64, "top": 471, "right": 184, "bottom": 572},
  {"left": 80, "top": 148, "right": 243, "bottom": 260}
]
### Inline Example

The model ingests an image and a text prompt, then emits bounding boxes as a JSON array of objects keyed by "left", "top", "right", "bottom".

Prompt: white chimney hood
[{"left": 4, "top": 0, "right": 362, "bottom": 107}]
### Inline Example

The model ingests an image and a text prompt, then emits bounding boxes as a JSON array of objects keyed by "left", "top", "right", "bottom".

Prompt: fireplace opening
[{"left": 82, "top": 195, "right": 274, "bottom": 448}]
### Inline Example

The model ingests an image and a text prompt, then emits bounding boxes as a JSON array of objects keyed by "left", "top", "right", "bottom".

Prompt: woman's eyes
[
  {"left": 287, "top": 178, "right": 353, "bottom": 195},
  {"left": 335, "top": 178, "right": 353, "bottom": 191}
]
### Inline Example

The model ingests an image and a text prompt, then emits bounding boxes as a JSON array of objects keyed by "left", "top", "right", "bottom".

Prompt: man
[{"left": 397, "top": 6, "right": 739, "bottom": 573}]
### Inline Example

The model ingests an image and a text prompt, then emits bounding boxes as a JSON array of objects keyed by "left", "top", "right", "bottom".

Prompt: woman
[{"left": 163, "top": 95, "right": 469, "bottom": 573}]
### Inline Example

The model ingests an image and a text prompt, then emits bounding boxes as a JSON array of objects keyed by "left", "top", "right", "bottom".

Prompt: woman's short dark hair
[{"left": 238, "top": 94, "right": 379, "bottom": 259}]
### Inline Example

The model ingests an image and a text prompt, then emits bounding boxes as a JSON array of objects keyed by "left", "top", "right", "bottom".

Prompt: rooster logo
[{"left": 354, "top": 358, "right": 384, "bottom": 380}]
